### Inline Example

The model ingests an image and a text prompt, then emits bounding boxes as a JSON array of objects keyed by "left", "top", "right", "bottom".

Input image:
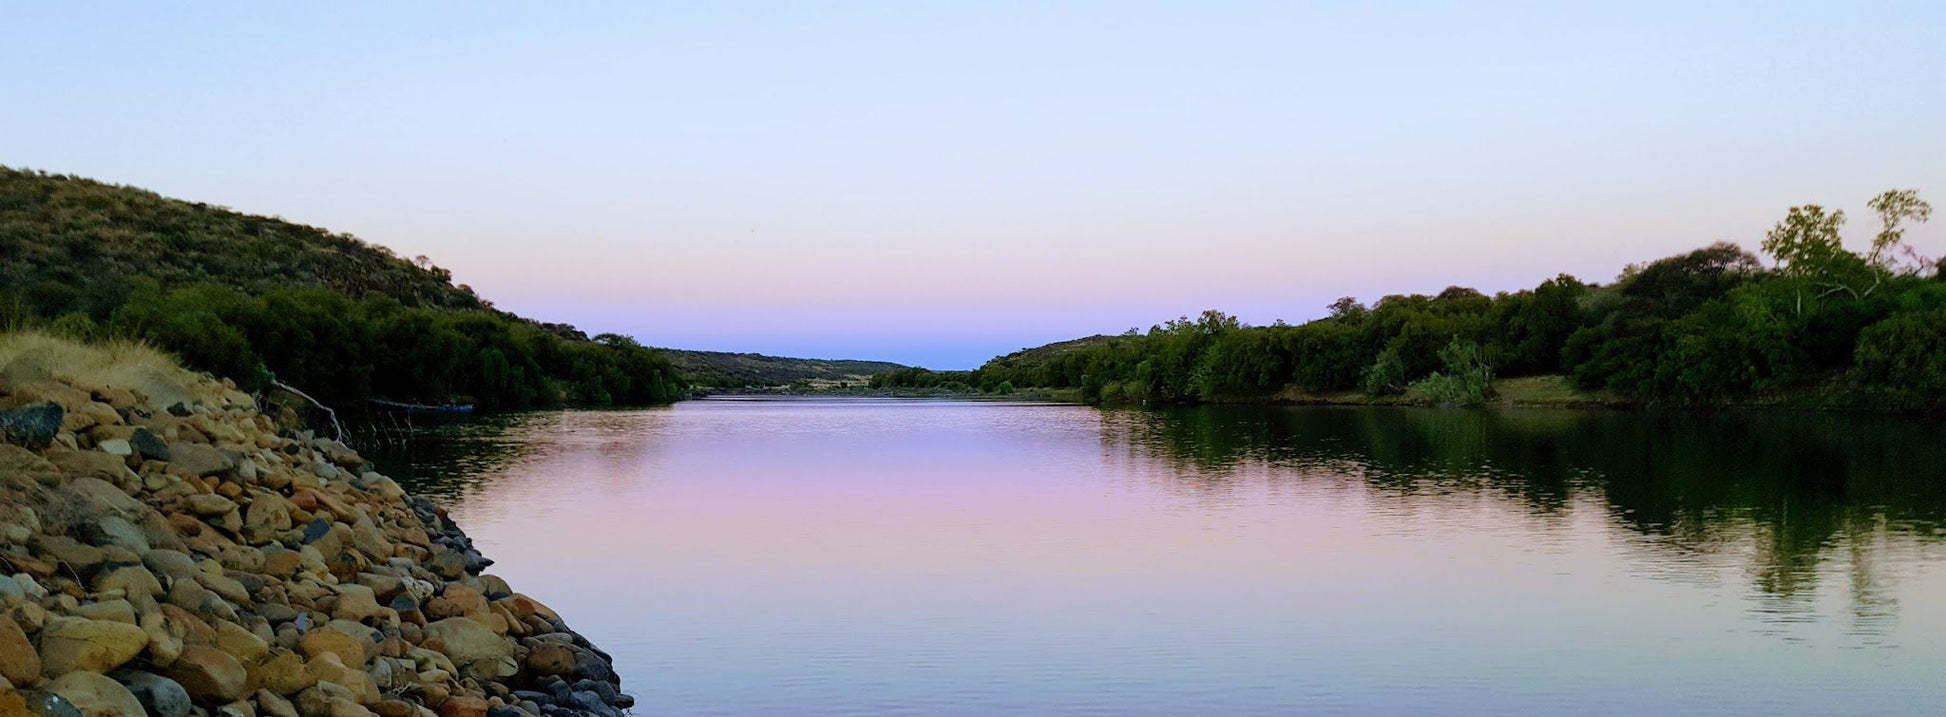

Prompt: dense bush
[{"left": 917, "top": 191, "right": 1942, "bottom": 411}]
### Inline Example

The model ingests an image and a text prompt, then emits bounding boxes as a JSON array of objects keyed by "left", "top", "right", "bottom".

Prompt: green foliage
[
  {"left": 908, "top": 190, "right": 1943, "bottom": 412},
  {"left": 1852, "top": 311, "right": 1946, "bottom": 409},
  {"left": 1407, "top": 338, "right": 1494, "bottom": 405},
  {"left": 1361, "top": 346, "right": 1409, "bottom": 397}
]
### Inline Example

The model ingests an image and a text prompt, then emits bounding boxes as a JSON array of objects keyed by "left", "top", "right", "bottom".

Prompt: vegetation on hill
[
  {"left": 879, "top": 190, "right": 1944, "bottom": 412},
  {"left": 0, "top": 167, "right": 685, "bottom": 409},
  {"left": 661, "top": 349, "right": 906, "bottom": 389}
]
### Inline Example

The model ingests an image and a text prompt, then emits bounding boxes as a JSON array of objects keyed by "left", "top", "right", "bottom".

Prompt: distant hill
[
  {"left": 0, "top": 166, "right": 686, "bottom": 408},
  {"left": 663, "top": 349, "right": 907, "bottom": 388},
  {"left": 984, "top": 334, "right": 1120, "bottom": 367}
]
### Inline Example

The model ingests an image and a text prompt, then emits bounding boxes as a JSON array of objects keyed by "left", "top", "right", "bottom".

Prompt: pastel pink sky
[{"left": 4, "top": 3, "right": 1941, "bottom": 366}]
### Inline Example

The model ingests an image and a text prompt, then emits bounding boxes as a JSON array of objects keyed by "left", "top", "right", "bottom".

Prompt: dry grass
[{"left": 0, "top": 330, "right": 226, "bottom": 408}]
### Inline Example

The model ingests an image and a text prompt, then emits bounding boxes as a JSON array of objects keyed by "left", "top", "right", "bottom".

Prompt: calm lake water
[{"left": 374, "top": 399, "right": 1946, "bottom": 716}]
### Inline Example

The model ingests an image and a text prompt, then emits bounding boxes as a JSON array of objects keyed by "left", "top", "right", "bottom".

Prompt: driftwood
[{"left": 270, "top": 379, "right": 344, "bottom": 441}]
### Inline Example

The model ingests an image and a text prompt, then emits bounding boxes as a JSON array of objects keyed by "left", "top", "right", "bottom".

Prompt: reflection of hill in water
[
  {"left": 364, "top": 408, "right": 678, "bottom": 504},
  {"left": 1103, "top": 406, "right": 1946, "bottom": 633}
]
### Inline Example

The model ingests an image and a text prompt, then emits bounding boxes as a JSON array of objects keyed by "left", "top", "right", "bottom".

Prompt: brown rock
[
  {"left": 168, "top": 442, "right": 235, "bottom": 477},
  {"left": 261, "top": 549, "right": 304, "bottom": 578},
  {"left": 37, "top": 615, "right": 149, "bottom": 676},
  {"left": 0, "top": 616, "right": 38, "bottom": 686},
  {"left": 249, "top": 648, "right": 316, "bottom": 696},
  {"left": 45, "top": 669, "right": 147, "bottom": 717},
  {"left": 256, "top": 688, "right": 301, "bottom": 717},
  {"left": 185, "top": 494, "right": 238, "bottom": 517},
  {"left": 214, "top": 620, "right": 270, "bottom": 662},
  {"left": 297, "top": 630, "right": 366, "bottom": 669},
  {"left": 434, "top": 694, "right": 488, "bottom": 717},
  {"left": 158, "top": 644, "right": 248, "bottom": 703},
  {"left": 424, "top": 585, "right": 486, "bottom": 621},
  {"left": 523, "top": 642, "right": 575, "bottom": 679},
  {"left": 46, "top": 448, "right": 133, "bottom": 482}
]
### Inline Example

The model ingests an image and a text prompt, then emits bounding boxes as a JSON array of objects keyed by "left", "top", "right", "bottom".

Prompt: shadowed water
[{"left": 371, "top": 399, "right": 1946, "bottom": 716}]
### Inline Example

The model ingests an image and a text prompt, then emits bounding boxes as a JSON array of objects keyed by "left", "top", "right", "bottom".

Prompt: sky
[{"left": 3, "top": 2, "right": 1942, "bottom": 368}]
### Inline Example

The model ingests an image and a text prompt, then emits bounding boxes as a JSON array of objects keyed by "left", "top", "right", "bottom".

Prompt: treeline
[
  {"left": 888, "top": 190, "right": 1945, "bottom": 411},
  {"left": 0, "top": 167, "right": 684, "bottom": 408}
]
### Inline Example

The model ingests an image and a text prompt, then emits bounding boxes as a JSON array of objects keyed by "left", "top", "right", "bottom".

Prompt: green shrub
[
  {"left": 1407, "top": 337, "right": 1494, "bottom": 405},
  {"left": 1361, "top": 345, "right": 1409, "bottom": 396}
]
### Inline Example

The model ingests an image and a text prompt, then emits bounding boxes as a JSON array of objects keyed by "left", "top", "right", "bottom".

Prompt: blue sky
[{"left": 4, "top": 2, "right": 1942, "bottom": 367}]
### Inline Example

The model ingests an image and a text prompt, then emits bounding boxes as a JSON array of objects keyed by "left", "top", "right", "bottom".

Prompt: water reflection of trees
[
  {"left": 364, "top": 408, "right": 678, "bottom": 505},
  {"left": 1102, "top": 406, "right": 1946, "bottom": 632}
]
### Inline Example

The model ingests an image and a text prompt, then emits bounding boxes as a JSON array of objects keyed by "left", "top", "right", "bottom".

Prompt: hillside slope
[{"left": 0, "top": 167, "right": 685, "bottom": 409}]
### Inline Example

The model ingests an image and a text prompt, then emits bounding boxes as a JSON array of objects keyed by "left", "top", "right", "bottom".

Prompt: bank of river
[{"left": 377, "top": 398, "right": 1946, "bottom": 716}]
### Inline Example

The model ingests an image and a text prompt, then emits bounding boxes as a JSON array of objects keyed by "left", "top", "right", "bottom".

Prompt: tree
[
  {"left": 1866, "top": 189, "right": 1934, "bottom": 273},
  {"left": 1761, "top": 205, "right": 1874, "bottom": 307}
]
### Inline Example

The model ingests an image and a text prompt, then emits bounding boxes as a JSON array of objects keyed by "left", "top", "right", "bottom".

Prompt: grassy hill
[
  {"left": 0, "top": 166, "right": 686, "bottom": 408},
  {"left": 663, "top": 349, "right": 907, "bottom": 389}
]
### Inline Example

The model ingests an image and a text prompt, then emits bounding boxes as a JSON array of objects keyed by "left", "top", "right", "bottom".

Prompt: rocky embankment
[{"left": 0, "top": 335, "right": 633, "bottom": 717}]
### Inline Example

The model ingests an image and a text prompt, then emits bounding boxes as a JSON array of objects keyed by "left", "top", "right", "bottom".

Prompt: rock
[
  {"left": 129, "top": 428, "right": 171, "bottom": 461},
  {"left": 0, "top": 615, "right": 40, "bottom": 686},
  {"left": 44, "top": 670, "right": 147, "bottom": 717},
  {"left": 424, "top": 585, "right": 486, "bottom": 620},
  {"left": 185, "top": 495, "right": 238, "bottom": 518},
  {"left": 168, "top": 443, "right": 234, "bottom": 478},
  {"left": 91, "top": 565, "right": 162, "bottom": 607},
  {"left": 45, "top": 449, "right": 131, "bottom": 482},
  {"left": 157, "top": 644, "right": 248, "bottom": 703},
  {"left": 214, "top": 620, "right": 269, "bottom": 662},
  {"left": 330, "top": 584, "right": 386, "bottom": 624},
  {"left": 297, "top": 630, "right": 366, "bottom": 669},
  {"left": 524, "top": 643, "right": 575, "bottom": 679},
  {"left": 256, "top": 689, "right": 300, "bottom": 717},
  {"left": 34, "top": 537, "right": 105, "bottom": 576},
  {"left": 88, "top": 515, "right": 150, "bottom": 553},
  {"left": 142, "top": 550, "right": 199, "bottom": 583},
  {"left": 433, "top": 695, "right": 488, "bottom": 717},
  {"left": 96, "top": 439, "right": 133, "bottom": 457},
  {"left": 37, "top": 616, "right": 149, "bottom": 676},
  {"left": 59, "top": 477, "right": 146, "bottom": 518},
  {"left": 0, "top": 403, "right": 63, "bottom": 450},
  {"left": 301, "top": 652, "right": 377, "bottom": 703},
  {"left": 20, "top": 689, "right": 83, "bottom": 717},
  {"left": 420, "top": 617, "right": 513, "bottom": 666},
  {"left": 248, "top": 649, "right": 316, "bottom": 696},
  {"left": 111, "top": 669, "right": 192, "bottom": 717},
  {"left": 70, "top": 599, "right": 135, "bottom": 625}
]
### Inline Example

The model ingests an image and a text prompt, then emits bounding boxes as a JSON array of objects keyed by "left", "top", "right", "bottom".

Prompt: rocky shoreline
[{"left": 0, "top": 334, "right": 633, "bottom": 716}]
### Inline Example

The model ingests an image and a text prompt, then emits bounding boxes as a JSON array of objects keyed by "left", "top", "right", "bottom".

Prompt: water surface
[{"left": 375, "top": 399, "right": 1946, "bottom": 716}]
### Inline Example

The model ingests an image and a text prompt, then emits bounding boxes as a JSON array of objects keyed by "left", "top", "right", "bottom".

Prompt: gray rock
[
  {"left": 113, "top": 669, "right": 193, "bottom": 717},
  {"left": 0, "top": 402, "right": 63, "bottom": 450},
  {"left": 92, "top": 515, "right": 152, "bottom": 553},
  {"left": 143, "top": 549, "right": 200, "bottom": 582},
  {"left": 130, "top": 427, "right": 171, "bottom": 461},
  {"left": 22, "top": 690, "right": 82, "bottom": 717}
]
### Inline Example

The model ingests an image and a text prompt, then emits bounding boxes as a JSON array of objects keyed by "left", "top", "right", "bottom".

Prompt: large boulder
[
  {"left": 44, "top": 670, "right": 148, "bottom": 717},
  {"left": 157, "top": 645, "right": 248, "bottom": 704},
  {"left": 0, "top": 402, "right": 62, "bottom": 450},
  {"left": 421, "top": 617, "right": 513, "bottom": 666},
  {"left": 111, "top": 669, "right": 193, "bottom": 717},
  {"left": 37, "top": 616, "right": 149, "bottom": 676},
  {"left": 0, "top": 615, "right": 40, "bottom": 685}
]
